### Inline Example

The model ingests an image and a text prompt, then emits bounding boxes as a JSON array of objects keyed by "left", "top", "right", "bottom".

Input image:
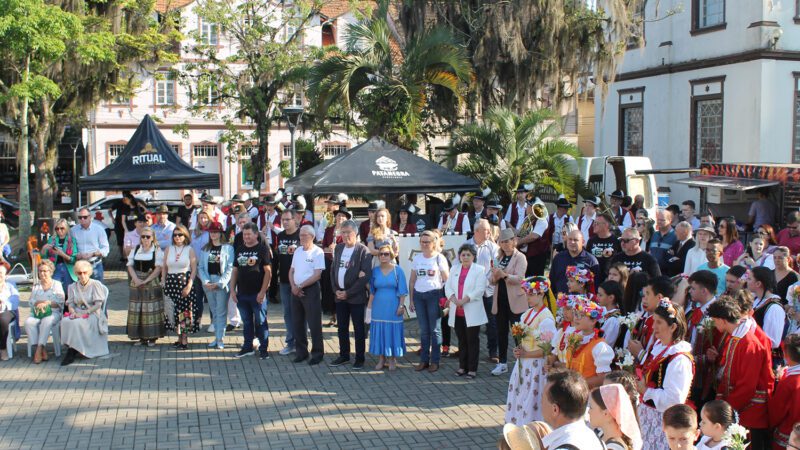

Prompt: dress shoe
[
  {"left": 428, "top": 363, "right": 439, "bottom": 373},
  {"left": 293, "top": 355, "right": 309, "bottom": 363},
  {"left": 60, "top": 349, "right": 76, "bottom": 366},
  {"left": 414, "top": 363, "right": 430, "bottom": 372},
  {"left": 308, "top": 356, "right": 323, "bottom": 365}
]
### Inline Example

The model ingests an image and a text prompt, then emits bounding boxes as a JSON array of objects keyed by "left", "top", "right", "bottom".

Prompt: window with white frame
[
  {"left": 322, "top": 143, "right": 347, "bottom": 159},
  {"left": 693, "top": 0, "right": 725, "bottom": 30},
  {"left": 109, "top": 143, "right": 126, "bottom": 163},
  {"left": 196, "top": 75, "right": 219, "bottom": 106},
  {"left": 156, "top": 72, "right": 175, "bottom": 105},
  {"left": 193, "top": 143, "right": 219, "bottom": 158},
  {"left": 282, "top": 143, "right": 291, "bottom": 159},
  {"left": 690, "top": 78, "right": 724, "bottom": 167},
  {"left": 240, "top": 145, "right": 256, "bottom": 185},
  {"left": 201, "top": 20, "right": 219, "bottom": 45}
]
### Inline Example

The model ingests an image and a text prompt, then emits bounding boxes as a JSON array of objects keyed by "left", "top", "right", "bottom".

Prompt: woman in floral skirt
[{"left": 505, "top": 276, "right": 556, "bottom": 424}]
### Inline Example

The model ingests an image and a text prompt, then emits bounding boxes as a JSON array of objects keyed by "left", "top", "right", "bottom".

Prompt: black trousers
[
  {"left": 496, "top": 290, "right": 522, "bottom": 364},
  {"left": 454, "top": 316, "right": 480, "bottom": 372},
  {"left": 442, "top": 317, "right": 452, "bottom": 347},
  {"left": 749, "top": 428, "right": 771, "bottom": 450},
  {"left": 291, "top": 283, "right": 323, "bottom": 360},
  {"left": 0, "top": 311, "right": 15, "bottom": 350},
  {"left": 321, "top": 259, "right": 336, "bottom": 315},
  {"left": 336, "top": 302, "right": 366, "bottom": 362}
]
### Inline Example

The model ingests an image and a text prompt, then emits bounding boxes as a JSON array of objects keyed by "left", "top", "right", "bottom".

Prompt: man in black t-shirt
[
  {"left": 175, "top": 193, "right": 197, "bottom": 228},
  {"left": 275, "top": 209, "right": 300, "bottom": 356},
  {"left": 230, "top": 222, "right": 272, "bottom": 359},
  {"left": 608, "top": 228, "right": 661, "bottom": 278},
  {"left": 586, "top": 213, "right": 621, "bottom": 284}
]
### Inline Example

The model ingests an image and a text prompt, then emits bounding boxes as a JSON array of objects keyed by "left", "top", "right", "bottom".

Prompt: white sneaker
[
  {"left": 491, "top": 363, "right": 508, "bottom": 376},
  {"left": 279, "top": 345, "right": 295, "bottom": 356},
  {"left": 207, "top": 324, "right": 215, "bottom": 333}
]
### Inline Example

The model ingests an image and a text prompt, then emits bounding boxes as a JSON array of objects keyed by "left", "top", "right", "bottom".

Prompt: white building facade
[
  {"left": 594, "top": 0, "right": 800, "bottom": 203},
  {"left": 82, "top": 1, "right": 361, "bottom": 202}
]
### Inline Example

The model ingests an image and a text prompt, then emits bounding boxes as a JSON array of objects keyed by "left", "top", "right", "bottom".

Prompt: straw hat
[{"left": 502, "top": 421, "right": 551, "bottom": 450}]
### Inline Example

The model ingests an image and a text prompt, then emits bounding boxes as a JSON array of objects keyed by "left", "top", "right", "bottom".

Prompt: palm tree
[
  {"left": 308, "top": 1, "right": 473, "bottom": 149},
  {"left": 448, "top": 107, "right": 583, "bottom": 203}
]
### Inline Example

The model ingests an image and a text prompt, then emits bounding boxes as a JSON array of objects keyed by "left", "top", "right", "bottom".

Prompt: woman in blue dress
[{"left": 368, "top": 244, "right": 408, "bottom": 371}]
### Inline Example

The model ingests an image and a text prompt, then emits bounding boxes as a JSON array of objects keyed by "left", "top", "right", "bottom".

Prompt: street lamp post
[{"left": 282, "top": 106, "right": 304, "bottom": 178}]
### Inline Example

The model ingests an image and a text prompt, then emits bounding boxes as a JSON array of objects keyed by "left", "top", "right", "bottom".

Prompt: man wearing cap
[
  {"left": 316, "top": 194, "right": 343, "bottom": 241},
  {"left": 438, "top": 197, "right": 471, "bottom": 234},
  {"left": 175, "top": 193, "right": 197, "bottom": 228},
  {"left": 486, "top": 196, "right": 507, "bottom": 230},
  {"left": 190, "top": 193, "right": 227, "bottom": 231},
  {"left": 504, "top": 185, "right": 530, "bottom": 230},
  {"left": 359, "top": 203, "right": 377, "bottom": 243},
  {"left": 292, "top": 195, "right": 314, "bottom": 228},
  {"left": 547, "top": 195, "right": 574, "bottom": 254},
  {"left": 578, "top": 196, "right": 599, "bottom": 242},
  {"left": 468, "top": 189, "right": 490, "bottom": 231},
  {"left": 257, "top": 194, "right": 283, "bottom": 247},
  {"left": 151, "top": 205, "right": 176, "bottom": 250},
  {"left": 466, "top": 218, "right": 500, "bottom": 362},
  {"left": 123, "top": 214, "right": 149, "bottom": 258},
  {"left": 609, "top": 190, "right": 635, "bottom": 233},
  {"left": 71, "top": 207, "right": 111, "bottom": 282}
]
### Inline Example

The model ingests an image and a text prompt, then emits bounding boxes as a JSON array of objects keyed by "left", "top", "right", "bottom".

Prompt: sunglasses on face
[
  {"left": 75, "top": 271, "right": 89, "bottom": 275},
  {"left": 141, "top": 236, "right": 153, "bottom": 240},
  {"left": 55, "top": 227, "right": 65, "bottom": 230},
  {"left": 379, "top": 252, "right": 392, "bottom": 257},
  {"left": 173, "top": 234, "right": 185, "bottom": 238},
  {"left": 79, "top": 216, "right": 89, "bottom": 219}
]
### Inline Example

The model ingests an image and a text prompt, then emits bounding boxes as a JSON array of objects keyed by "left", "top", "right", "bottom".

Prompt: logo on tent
[
  {"left": 132, "top": 142, "right": 166, "bottom": 165},
  {"left": 372, "top": 156, "right": 409, "bottom": 179}
]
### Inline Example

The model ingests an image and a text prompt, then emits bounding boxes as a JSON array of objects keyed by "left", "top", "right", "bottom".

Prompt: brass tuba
[
  {"left": 517, "top": 197, "right": 548, "bottom": 238},
  {"left": 324, "top": 211, "right": 335, "bottom": 227},
  {"left": 532, "top": 197, "right": 548, "bottom": 221}
]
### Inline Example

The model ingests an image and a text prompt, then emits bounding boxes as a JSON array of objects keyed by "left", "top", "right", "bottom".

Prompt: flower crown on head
[
  {"left": 575, "top": 298, "right": 605, "bottom": 320},
  {"left": 521, "top": 276, "right": 550, "bottom": 295},
  {"left": 656, "top": 298, "right": 677, "bottom": 321},
  {"left": 566, "top": 265, "right": 594, "bottom": 284},
  {"left": 556, "top": 293, "right": 584, "bottom": 309}
]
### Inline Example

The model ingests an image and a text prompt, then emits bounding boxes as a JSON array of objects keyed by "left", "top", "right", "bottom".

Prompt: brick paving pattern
[{"left": 0, "top": 270, "right": 509, "bottom": 449}]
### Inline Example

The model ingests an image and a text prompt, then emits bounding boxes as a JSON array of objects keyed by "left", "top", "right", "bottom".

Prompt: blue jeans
[
  {"left": 53, "top": 262, "right": 74, "bottom": 294},
  {"left": 91, "top": 261, "right": 104, "bottom": 282},
  {"left": 279, "top": 283, "right": 295, "bottom": 347},
  {"left": 414, "top": 289, "right": 442, "bottom": 364},
  {"left": 202, "top": 276, "right": 228, "bottom": 343},
  {"left": 236, "top": 293, "right": 268, "bottom": 352},
  {"left": 483, "top": 295, "right": 498, "bottom": 358}
]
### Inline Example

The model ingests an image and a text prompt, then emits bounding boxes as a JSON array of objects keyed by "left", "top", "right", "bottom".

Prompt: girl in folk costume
[
  {"left": 635, "top": 299, "right": 694, "bottom": 450},
  {"left": 598, "top": 280, "right": 624, "bottom": 346},
  {"left": 589, "top": 384, "right": 644, "bottom": 450},
  {"left": 549, "top": 293, "right": 577, "bottom": 365},
  {"left": 566, "top": 265, "right": 595, "bottom": 295},
  {"left": 556, "top": 296, "right": 614, "bottom": 388},
  {"left": 769, "top": 334, "right": 800, "bottom": 449},
  {"left": 393, "top": 203, "right": 419, "bottom": 234},
  {"left": 748, "top": 266, "right": 787, "bottom": 368},
  {"left": 708, "top": 295, "right": 774, "bottom": 450},
  {"left": 697, "top": 400, "right": 739, "bottom": 450},
  {"left": 504, "top": 276, "right": 557, "bottom": 424}
]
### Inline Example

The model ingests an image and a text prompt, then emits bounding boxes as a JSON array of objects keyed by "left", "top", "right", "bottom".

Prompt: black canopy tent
[
  {"left": 80, "top": 115, "right": 220, "bottom": 191},
  {"left": 284, "top": 137, "right": 479, "bottom": 195}
]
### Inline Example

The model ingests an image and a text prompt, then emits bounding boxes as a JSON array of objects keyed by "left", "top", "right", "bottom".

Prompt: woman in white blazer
[{"left": 445, "top": 243, "right": 488, "bottom": 379}]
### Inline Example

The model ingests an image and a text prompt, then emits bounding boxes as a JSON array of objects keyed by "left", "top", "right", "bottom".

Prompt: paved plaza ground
[{"left": 0, "top": 269, "right": 509, "bottom": 449}]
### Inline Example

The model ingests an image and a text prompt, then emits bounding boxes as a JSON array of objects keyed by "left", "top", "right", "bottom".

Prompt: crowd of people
[{"left": 5, "top": 184, "right": 800, "bottom": 450}]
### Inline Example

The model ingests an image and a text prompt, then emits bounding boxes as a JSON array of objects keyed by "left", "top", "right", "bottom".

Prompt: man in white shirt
[
  {"left": 578, "top": 197, "right": 599, "bottom": 242},
  {"left": 504, "top": 185, "right": 529, "bottom": 230},
  {"left": 437, "top": 197, "right": 471, "bottom": 234},
  {"left": 466, "top": 219, "right": 499, "bottom": 363},
  {"left": 541, "top": 370, "right": 604, "bottom": 450},
  {"left": 288, "top": 224, "right": 326, "bottom": 365},
  {"left": 243, "top": 192, "right": 259, "bottom": 221},
  {"left": 71, "top": 207, "right": 110, "bottom": 282}
]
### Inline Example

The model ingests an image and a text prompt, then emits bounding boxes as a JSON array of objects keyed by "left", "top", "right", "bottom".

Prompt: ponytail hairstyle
[
  {"left": 701, "top": 400, "right": 736, "bottom": 430},
  {"left": 598, "top": 280, "right": 623, "bottom": 312}
]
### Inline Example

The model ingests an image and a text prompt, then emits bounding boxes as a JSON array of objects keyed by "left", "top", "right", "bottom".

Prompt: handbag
[{"left": 32, "top": 303, "right": 52, "bottom": 319}]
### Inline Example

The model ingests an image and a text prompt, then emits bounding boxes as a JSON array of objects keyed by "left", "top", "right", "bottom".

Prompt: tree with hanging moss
[{"left": 308, "top": 0, "right": 473, "bottom": 149}]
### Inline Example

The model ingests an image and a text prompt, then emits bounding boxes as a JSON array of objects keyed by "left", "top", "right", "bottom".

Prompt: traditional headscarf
[{"left": 599, "top": 384, "right": 643, "bottom": 450}]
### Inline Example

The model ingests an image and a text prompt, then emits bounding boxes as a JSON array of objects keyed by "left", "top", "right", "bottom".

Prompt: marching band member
[{"left": 438, "top": 195, "right": 470, "bottom": 234}]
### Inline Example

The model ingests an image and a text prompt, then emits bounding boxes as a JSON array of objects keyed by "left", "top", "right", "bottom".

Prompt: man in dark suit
[
  {"left": 329, "top": 220, "right": 373, "bottom": 369},
  {"left": 666, "top": 221, "right": 696, "bottom": 276}
]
